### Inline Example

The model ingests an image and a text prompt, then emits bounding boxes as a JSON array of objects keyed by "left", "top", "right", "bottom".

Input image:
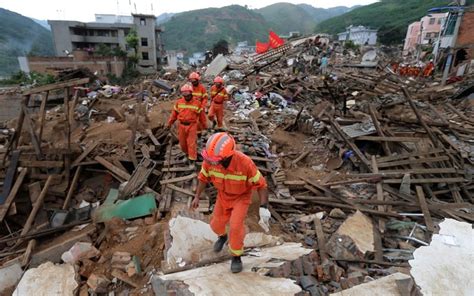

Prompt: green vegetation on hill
[
  {"left": 297, "top": 4, "right": 355, "bottom": 24},
  {"left": 257, "top": 3, "right": 317, "bottom": 34},
  {"left": 0, "top": 8, "right": 54, "bottom": 76},
  {"left": 162, "top": 5, "right": 269, "bottom": 54},
  {"left": 316, "top": 0, "right": 473, "bottom": 45}
]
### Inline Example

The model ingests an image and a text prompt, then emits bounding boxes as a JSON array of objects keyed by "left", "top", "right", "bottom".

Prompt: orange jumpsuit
[
  {"left": 168, "top": 97, "right": 202, "bottom": 160},
  {"left": 423, "top": 62, "right": 434, "bottom": 77},
  {"left": 208, "top": 85, "right": 228, "bottom": 128},
  {"left": 192, "top": 84, "right": 209, "bottom": 130},
  {"left": 198, "top": 151, "right": 267, "bottom": 256}
]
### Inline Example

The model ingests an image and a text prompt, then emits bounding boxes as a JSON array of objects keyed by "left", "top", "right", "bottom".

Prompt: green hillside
[
  {"left": 0, "top": 8, "right": 54, "bottom": 76},
  {"left": 162, "top": 5, "right": 269, "bottom": 54},
  {"left": 297, "top": 4, "right": 354, "bottom": 23},
  {"left": 257, "top": 3, "right": 317, "bottom": 34},
  {"left": 316, "top": 0, "right": 473, "bottom": 44}
]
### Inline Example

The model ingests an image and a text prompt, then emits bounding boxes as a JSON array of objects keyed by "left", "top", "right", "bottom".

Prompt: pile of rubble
[{"left": 0, "top": 34, "right": 473, "bottom": 295}]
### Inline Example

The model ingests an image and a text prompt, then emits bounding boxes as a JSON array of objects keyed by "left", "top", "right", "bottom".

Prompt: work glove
[{"left": 258, "top": 206, "right": 271, "bottom": 233}]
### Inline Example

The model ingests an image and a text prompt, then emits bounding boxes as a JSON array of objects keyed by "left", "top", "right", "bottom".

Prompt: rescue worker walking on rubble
[
  {"left": 208, "top": 76, "right": 228, "bottom": 130},
  {"left": 191, "top": 132, "right": 271, "bottom": 273},
  {"left": 189, "top": 72, "right": 209, "bottom": 132},
  {"left": 167, "top": 84, "right": 201, "bottom": 166}
]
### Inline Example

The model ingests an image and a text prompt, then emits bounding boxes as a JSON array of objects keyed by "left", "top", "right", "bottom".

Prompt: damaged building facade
[{"left": 48, "top": 13, "right": 166, "bottom": 74}]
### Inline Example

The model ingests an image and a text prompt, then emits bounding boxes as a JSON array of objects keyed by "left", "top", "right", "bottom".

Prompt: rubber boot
[
  {"left": 213, "top": 234, "right": 227, "bottom": 252},
  {"left": 231, "top": 256, "right": 243, "bottom": 273}
]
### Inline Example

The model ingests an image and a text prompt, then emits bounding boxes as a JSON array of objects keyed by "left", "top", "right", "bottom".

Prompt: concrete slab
[
  {"left": 13, "top": 262, "right": 78, "bottom": 296},
  {"left": 330, "top": 272, "right": 410, "bottom": 296},
  {"left": 409, "top": 219, "right": 474, "bottom": 296},
  {"left": 0, "top": 263, "right": 23, "bottom": 293},
  {"left": 157, "top": 243, "right": 313, "bottom": 296}
]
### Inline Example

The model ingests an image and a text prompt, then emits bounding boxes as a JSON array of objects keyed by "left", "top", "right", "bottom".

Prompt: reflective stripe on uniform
[
  {"left": 229, "top": 247, "right": 244, "bottom": 256},
  {"left": 177, "top": 104, "right": 201, "bottom": 111},
  {"left": 200, "top": 167, "right": 209, "bottom": 177},
  {"left": 208, "top": 170, "right": 247, "bottom": 181},
  {"left": 249, "top": 170, "right": 261, "bottom": 183}
]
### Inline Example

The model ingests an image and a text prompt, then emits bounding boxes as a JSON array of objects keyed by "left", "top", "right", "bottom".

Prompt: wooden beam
[
  {"left": 415, "top": 186, "right": 435, "bottom": 232},
  {"left": 371, "top": 156, "right": 385, "bottom": 233},
  {"left": 376, "top": 149, "right": 444, "bottom": 163},
  {"left": 72, "top": 141, "right": 98, "bottom": 167},
  {"left": 23, "top": 78, "right": 90, "bottom": 95},
  {"left": 20, "top": 175, "right": 53, "bottom": 237},
  {"left": 166, "top": 184, "right": 195, "bottom": 197},
  {"left": 402, "top": 87, "right": 440, "bottom": 148},
  {"left": 95, "top": 156, "right": 130, "bottom": 180},
  {"left": 38, "top": 91, "right": 49, "bottom": 143},
  {"left": 329, "top": 119, "right": 371, "bottom": 169},
  {"left": 446, "top": 103, "right": 474, "bottom": 124},
  {"left": 62, "top": 166, "right": 82, "bottom": 210},
  {"left": 368, "top": 105, "right": 391, "bottom": 155},
  {"left": 146, "top": 129, "right": 161, "bottom": 146},
  {"left": 159, "top": 173, "right": 197, "bottom": 185},
  {"left": 384, "top": 177, "right": 465, "bottom": 184},
  {"left": 19, "top": 160, "right": 63, "bottom": 168},
  {"left": 314, "top": 217, "right": 328, "bottom": 262},
  {"left": 377, "top": 156, "right": 449, "bottom": 168},
  {"left": 357, "top": 136, "right": 422, "bottom": 142},
  {"left": 0, "top": 150, "right": 21, "bottom": 204},
  {"left": 0, "top": 168, "right": 28, "bottom": 222},
  {"left": 21, "top": 104, "right": 43, "bottom": 159}
]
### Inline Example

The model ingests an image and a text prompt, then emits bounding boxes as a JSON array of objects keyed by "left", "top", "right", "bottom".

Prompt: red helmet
[
  {"left": 180, "top": 84, "right": 193, "bottom": 94},
  {"left": 202, "top": 132, "right": 235, "bottom": 163},
  {"left": 213, "top": 76, "right": 224, "bottom": 84},
  {"left": 189, "top": 72, "right": 201, "bottom": 81},
  {"left": 254, "top": 91, "right": 263, "bottom": 99}
]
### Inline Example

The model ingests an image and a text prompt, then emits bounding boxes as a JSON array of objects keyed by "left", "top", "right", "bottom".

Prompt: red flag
[
  {"left": 256, "top": 41, "right": 270, "bottom": 54},
  {"left": 269, "top": 31, "right": 284, "bottom": 49}
]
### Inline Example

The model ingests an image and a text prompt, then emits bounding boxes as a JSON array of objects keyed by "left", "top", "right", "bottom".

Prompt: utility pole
[{"left": 441, "top": 0, "right": 466, "bottom": 85}]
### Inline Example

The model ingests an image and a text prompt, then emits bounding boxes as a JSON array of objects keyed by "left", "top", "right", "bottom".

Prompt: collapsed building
[{"left": 0, "top": 34, "right": 473, "bottom": 295}]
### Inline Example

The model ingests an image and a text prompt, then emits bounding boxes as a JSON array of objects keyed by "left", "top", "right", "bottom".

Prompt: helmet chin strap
[{"left": 220, "top": 156, "right": 233, "bottom": 169}]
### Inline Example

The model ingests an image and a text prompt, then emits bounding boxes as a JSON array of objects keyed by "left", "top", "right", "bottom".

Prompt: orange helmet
[
  {"left": 189, "top": 72, "right": 201, "bottom": 81},
  {"left": 202, "top": 132, "right": 235, "bottom": 163},
  {"left": 180, "top": 84, "right": 193, "bottom": 94},
  {"left": 213, "top": 76, "right": 224, "bottom": 84}
]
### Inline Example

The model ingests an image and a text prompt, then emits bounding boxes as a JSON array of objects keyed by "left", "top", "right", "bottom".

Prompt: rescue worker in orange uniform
[
  {"left": 167, "top": 84, "right": 202, "bottom": 165},
  {"left": 192, "top": 132, "right": 271, "bottom": 273},
  {"left": 423, "top": 60, "right": 435, "bottom": 77},
  {"left": 189, "top": 72, "right": 209, "bottom": 131},
  {"left": 208, "top": 76, "right": 228, "bottom": 129}
]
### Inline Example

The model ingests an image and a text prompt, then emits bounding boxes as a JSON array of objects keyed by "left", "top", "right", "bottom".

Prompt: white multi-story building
[{"left": 337, "top": 25, "right": 378, "bottom": 45}]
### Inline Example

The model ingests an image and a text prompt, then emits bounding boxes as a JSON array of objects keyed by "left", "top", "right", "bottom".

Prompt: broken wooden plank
[
  {"left": 38, "top": 91, "right": 49, "bottom": 143},
  {"left": 119, "top": 157, "right": 156, "bottom": 199},
  {"left": 95, "top": 156, "right": 130, "bottom": 180},
  {"left": 21, "top": 239, "right": 37, "bottom": 267},
  {"left": 415, "top": 186, "right": 435, "bottom": 232},
  {"left": 62, "top": 166, "right": 82, "bottom": 210},
  {"left": 72, "top": 141, "right": 98, "bottom": 167},
  {"left": 402, "top": 87, "right": 440, "bottom": 148},
  {"left": 291, "top": 151, "right": 311, "bottom": 167},
  {"left": 446, "top": 102, "right": 474, "bottom": 124},
  {"left": 146, "top": 129, "right": 161, "bottom": 146},
  {"left": 0, "top": 168, "right": 28, "bottom": 222},
  {"left": 269, "top": 198, "right": 306, "bottom": 205},
  {"left": 384, "top": 177, "right": 465, "bottom": 184},
  {"left": 377, "top": 156, "right": 449, "bottom": 168},
  {"left": 21, "top": 104, "right": 43, "bottom": 160},
  {"left": 166, "top": 184, "right": 195, "bottom": 197},
  {"left": 368, "top": 104, "right": 391, "bottom": 155},
  {"left": 0, "top": 150, "right": 21, "bottom": 204},
  {"left": 376, "top": 149, "right": 444, "bottom": 163},
  {"left": 161, "top": 166, "right": 196, "bottom": 173},
  {"left": 371, "top": 156, "right": 385, "bottom": 234},
  {"left": 357, "top": 136, "right": 422, "bottom": 142},
  {"left": 19, "top": 160, "right": 64, "bottom": 168},
  {"left": 20, "top": 175, "right": 54, "bottom": 237},
  {"left": 313, "top": 217, "right": 328, "bottom": 262},
  {"left": 160, "top": 173, "right": 197, "bottom": 185},
  {"left": 23, "top": 78, "right": 90, "bottom": 95}
]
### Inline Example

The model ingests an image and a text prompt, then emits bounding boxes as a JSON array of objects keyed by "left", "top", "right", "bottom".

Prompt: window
[
  {"left": 429, "top": 18, "right": 435, "bottom": 25},
  {"left": 444, "top": 14, "right": 457, "bottom": 35},
  {"left": 142, "top": 52, "right": 149, "bottom": 60},
  {"left": 140, "top": 18, "right": 146, "bottom": 26},
  {"left": 141, "top": 38, "right": 148, "bottom": 46},
  {"left": 438, "top": 18, "right": 442, "bottom": 25}
]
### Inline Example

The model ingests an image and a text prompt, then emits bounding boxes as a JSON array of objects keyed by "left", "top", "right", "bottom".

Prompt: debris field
[{"left": 0, "top": 35, "right": 473, "bottom": 295}]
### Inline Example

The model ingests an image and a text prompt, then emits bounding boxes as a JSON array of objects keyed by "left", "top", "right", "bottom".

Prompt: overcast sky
[{"left": 0, "top": 0, "right": 378, "bottom": 22}]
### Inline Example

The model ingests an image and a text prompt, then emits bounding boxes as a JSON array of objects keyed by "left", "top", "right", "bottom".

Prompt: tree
[
  {"left": 96, "top": 43, "right": 112, "bottom": 56},
  {"left": 125, "top": 28, "right": 140, "bottom": 70},
  {"left": 212, "top": 39, "right": 229, "bottom": 56}
]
